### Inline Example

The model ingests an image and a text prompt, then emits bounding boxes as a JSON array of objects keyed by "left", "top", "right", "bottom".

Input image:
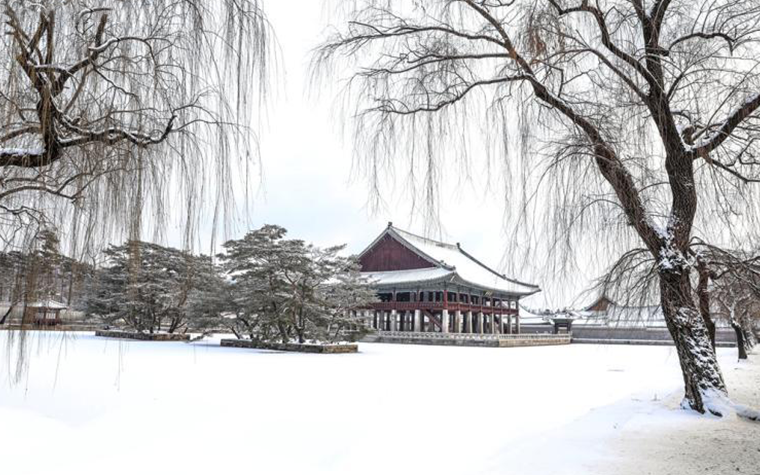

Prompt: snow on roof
[
  {"left": 363, "top": 267, "right": 454, "bottom": 286},
  {"left": 360, "top": 225, "right": 540, "bottom": 296},
  {"left": 529, "top": 301, "right": 669, "bottom": 328},
  {"left": 26, "top": 300, "right": 68, "bottom": 309},
  {"left": 606, "top": 303, "right": 665, "bottom": 327},
  {"left": 518, "top": 304, "right": 553, "bottom": 320}
]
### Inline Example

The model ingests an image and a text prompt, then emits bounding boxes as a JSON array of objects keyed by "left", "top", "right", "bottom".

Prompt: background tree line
[{"left": 0, "top": 229, "right": 95, "bottom": 324}]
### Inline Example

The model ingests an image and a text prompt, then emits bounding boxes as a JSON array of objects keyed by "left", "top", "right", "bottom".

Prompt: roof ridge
[
  {"left": 386, "top": 227, "right": 454, "bottom": 270},
  {"left": 393, "top": 225, "right": 539, "bottom": 290},
  {"left": 391, "top": 226, "right": 458, "bottom": 250},
  {"left": 456, "top": 246, "right": 539, "bottom": 289}
]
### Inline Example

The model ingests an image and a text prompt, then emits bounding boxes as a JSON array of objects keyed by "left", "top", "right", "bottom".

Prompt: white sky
[{"left": 177, "top": 1, "right": 599, "bottom": 309}]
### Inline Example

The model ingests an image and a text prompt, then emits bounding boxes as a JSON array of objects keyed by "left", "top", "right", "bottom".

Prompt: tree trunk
[
  {"left": 0, "top": 304, "right": 14, "bottom": 325},
  {"left": 731, "top": 322, "right": 748, "bottom": 360},
  {"left": 696, "top": 263, "right": 716, "bottom": 350},
  {"left": 660, "top": 269, "right": 727, "bottom": 414},
  {"left": 277, "top": 322, "right": 289, "bottom": 344},
  {"left": 741, "top": 317, "right": 756, "bottom": 350}
]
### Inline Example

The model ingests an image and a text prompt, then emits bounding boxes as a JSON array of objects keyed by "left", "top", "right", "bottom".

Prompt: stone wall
[
  {"left": 95, "top": 330, "right": 190, "bottom": 341},
  {"left": 367, "top": 331, "right": 571, "bottom": 348},
  {"left": 521, "top": 324, "right": 738, "bottom": 347},
  {"left": 220, "top": 339, "right": 358, "bottom": 354},
  {"left": 571, "top": 326, "right": 737, "bottom": 345}
]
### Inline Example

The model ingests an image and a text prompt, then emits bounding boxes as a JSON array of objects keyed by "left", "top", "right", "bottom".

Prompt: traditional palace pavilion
[{"left": 359, "top": 224, "right": 540, "bottom": 335}]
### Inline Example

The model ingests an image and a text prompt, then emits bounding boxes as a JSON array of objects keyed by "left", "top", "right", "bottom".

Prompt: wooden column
[
  {"left": 479, "top": 293, "right": 484, "bottom": 333},
  {"left": 515, "top": 310, "right": 521, "bottom": 335},
  {"left": 499, "top": 300, "right": 505, "bottom": 334}
]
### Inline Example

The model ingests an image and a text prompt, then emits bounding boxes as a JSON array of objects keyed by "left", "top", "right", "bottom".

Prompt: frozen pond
[{"left": 0, "top": 332, "right": 740, "bottom": 475}]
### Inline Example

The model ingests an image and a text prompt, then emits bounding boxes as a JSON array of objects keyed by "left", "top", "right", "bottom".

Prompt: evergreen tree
[
  {"left": 87, "top": 241, "right": 214, "bottom": 334},
  {"left": 219, "top": 225, "right": 376, "bottom": 343}
]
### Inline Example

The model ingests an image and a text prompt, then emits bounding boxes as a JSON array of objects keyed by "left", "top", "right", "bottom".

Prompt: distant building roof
[{"left": 359, "top": 224, "right": 540, "bottom": 297}]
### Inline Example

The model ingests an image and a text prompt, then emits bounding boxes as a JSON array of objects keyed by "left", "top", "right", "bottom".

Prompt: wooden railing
[
  {"left": 369, "top": 302, "right": 518, "bottom": 314},
  {"left": 376, "top": 331, "right": 569, "bottom": 341}
]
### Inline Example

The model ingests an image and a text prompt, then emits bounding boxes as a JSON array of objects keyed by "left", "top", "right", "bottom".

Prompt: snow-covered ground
[{"left": 0, "top": 332, "right": 757, "bottom": 475}]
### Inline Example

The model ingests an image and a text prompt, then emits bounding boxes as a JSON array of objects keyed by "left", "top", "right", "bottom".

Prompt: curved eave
[
  {"left": 364, "top": 270, "right": 541, "bottom": 298},
  {"left": 447, "top": 274, "right": 541, "bottom": 298}
]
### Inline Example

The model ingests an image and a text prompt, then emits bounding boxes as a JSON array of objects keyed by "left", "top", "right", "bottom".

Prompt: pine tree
[
  {"left": 87, "top": 241, "right": 214, "bottom": 334},
  {"left": 219, "top": 225, "right": 377, "bottom": 343}
]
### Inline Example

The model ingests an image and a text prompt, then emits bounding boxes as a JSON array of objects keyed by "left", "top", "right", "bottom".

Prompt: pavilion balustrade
[{"left": 370, "top": 301, "right": 517, "bottom": 315}]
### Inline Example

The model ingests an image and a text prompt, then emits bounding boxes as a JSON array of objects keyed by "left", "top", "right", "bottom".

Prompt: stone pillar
[
  {"left": 491, "top": 313, "right": 497, "bottom": 334},
  {"left": 414, "top": 309, "right": 422, "bottom": 332},
  {"left": 441, "top": 309, "right": 450, "bottom": 334},
  {"left": 516, "top": 312, "right": 521, "bottom": 334},
  {"left": 507, "top": 313, "right": 513, "bottom": 334},
  {"left": 454, "top": 311, "right": 462, "bottom": 333},
  {"left": 465, "top": 311, "right": 473, "bottom": 333},
  {"left": 478, "top": 312, "right": 484, "bottom": 334},
  {"left": 390, "top": 310, "right": 398, "bottom": 332},
  {"left": 499, "top": 312, "right": 505, "bottom": 334}
]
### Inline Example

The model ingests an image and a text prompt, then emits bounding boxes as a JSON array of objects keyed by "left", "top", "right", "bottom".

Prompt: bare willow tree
[
  {"left": 598, "top": 239, "right": 760, "bottom": 358},
  {"left": 315, "top": 0, "right": 760, "bottom": 414},
  {"left": 691, "top": 242, "right": 760, "bottom": 359},
  {"left": 0, "top": 0, "right": 269, "bottom": 255}
]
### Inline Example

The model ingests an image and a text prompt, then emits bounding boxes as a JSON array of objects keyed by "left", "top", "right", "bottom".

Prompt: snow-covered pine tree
[
  {"left": 319, "top": 258, "right": 378, "bottom": 343},
  {"left": 219, "top": 225, "right": 376, "bottom": 344},
  {"left": 87, "top": 241, "right": 214, "bottom": 334},
  {"left": 219, "top": 225, "right": 294, "bottom": 342}
]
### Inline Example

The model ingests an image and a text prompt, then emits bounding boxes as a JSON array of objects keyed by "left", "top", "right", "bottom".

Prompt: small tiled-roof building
[
  {"left": 23, "top": 299, "right": 68, "bottom": 326},
  {"left": 359, "top": 223, "right": 540, "bottom": 334}
]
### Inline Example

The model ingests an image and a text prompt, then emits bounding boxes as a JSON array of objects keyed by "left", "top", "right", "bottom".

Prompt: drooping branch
[
  {"left": 0, "top": 0, "right": 271, "bottom": 249},
  {"left": 317, "top": 0, "right": 760, "bottom": 414}
]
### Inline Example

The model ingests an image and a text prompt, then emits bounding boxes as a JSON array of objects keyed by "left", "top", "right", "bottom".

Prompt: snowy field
[{"left": 0, "top": 332, "right": 757, "bottom": 475}]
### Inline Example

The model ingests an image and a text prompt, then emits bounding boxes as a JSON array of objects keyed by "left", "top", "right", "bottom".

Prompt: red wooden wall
[{"left": 360, "top": 235, "right": 435, "bottom": 272}]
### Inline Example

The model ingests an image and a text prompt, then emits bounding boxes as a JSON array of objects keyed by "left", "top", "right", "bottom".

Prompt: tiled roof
[{"left": 360, "top": 225, "right": 540, "bottom": 296}]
